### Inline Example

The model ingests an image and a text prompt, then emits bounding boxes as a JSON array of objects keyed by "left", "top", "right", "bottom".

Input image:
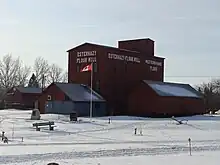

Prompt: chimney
[{"left": 118, "top": 38, "right": 154, "bottom": 56}]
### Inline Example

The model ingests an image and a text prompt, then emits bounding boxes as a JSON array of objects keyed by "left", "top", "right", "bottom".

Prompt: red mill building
[{"left": 67, "top": 38, "right": 205, "bottom": 117}]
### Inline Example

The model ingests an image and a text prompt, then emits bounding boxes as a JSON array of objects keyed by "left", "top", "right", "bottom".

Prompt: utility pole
[{"left": 41, "top": 74, "right": 45, "bottom": 92}]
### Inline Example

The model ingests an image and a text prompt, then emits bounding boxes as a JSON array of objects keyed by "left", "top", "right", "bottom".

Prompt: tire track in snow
[
  {"left": 1, "top": 139, "right": 220, "bottom": 147},
  {"left": 1, "top": 145, "right": 220, "bottom": 164}
]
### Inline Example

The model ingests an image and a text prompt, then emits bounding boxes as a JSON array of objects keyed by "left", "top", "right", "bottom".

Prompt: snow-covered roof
[
  {"left": 143, "top": 80, "right": 202, "bottom": 98},
  {"left": 16, "top": 87, "right": 42, "bottom": 94},
  {"left": 54, "top": 83, "right": 105, "bottom": 102}
]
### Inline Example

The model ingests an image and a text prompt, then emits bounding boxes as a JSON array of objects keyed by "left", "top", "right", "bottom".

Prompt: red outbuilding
[
  {"left": 3, "top": 86, "right": 42, "bottom": 109},
  {"left": 37, "top": 82, "right": 106, "bottom": 116},
  {"left": 128, "top": 80, "right": 205, "bottom": 117}
]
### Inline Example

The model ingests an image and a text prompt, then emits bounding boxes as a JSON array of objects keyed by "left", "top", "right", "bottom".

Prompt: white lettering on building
[
  {"left": 77, "top": 51, "right": 96, "bottom": 57},
  {"left": 76, "top": 51, "right": 97, "bottom": 63},
  {"left": 150, "top": 66, "right": 158, "bottom": 72},
  {"left": 145, "top": 60, "right": 162, "bottom": 66},
  {"left": 145, "top": 59, "right": 162, "bottom": 72},
  {"left": 108, "top": 53, "right": 140, "bottom": 63}
]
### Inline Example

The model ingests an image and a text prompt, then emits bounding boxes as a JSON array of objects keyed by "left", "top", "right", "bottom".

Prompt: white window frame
[{"left": 47, "top": 95, "right": 52, "bottom": 100}]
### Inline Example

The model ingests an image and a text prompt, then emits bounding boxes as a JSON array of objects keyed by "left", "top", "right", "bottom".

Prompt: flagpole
[{"left": 90, "top": 62, "right": 93, "bottom": 120}]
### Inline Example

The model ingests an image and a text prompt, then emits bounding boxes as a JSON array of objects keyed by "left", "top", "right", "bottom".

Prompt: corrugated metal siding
[
  {"left": 45, "top": 101, "right": 106, "bottom": 116},
  {"left": 75, "top": 102, "right": 106, "bottom": 117},
  {"left": 45, "top": 101, "right": 75, "bottom": 114}
]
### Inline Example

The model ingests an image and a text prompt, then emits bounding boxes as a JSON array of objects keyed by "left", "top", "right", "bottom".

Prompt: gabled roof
[
  {"left": 143, "top": 80, "right": 203, "bottom": 98},
  {"left": 67, "top": 42, "right": 141, "bottom": 53},
  {"left": 67, "top": 42, "right": 165, "bottom": 60},
  {"left": 16, "top": 87, "right": 42, "bottom": 94},
  {"left": 118, "top": 38, "right": 154, "bottom": 43},
  {"left": 54, "top": 82, "right": 105, "bottom": 102}
]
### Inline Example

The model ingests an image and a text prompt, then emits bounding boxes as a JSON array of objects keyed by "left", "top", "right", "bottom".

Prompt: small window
[
  {"left": 93, "top": 63, "right": 97, "bottom": 72},
  {"left": 47, "top": 95, "right": 51, "bottom": 100},
  {"left": 76, "top": 65, "right": 80, "bottom": 72}
]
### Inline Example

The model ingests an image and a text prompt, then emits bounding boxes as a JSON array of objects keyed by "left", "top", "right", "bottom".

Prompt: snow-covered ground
[{"left": 0, "top": 109, "right": 219, "bottom": 164}]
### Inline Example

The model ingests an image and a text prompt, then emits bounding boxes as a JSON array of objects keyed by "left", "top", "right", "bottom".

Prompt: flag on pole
[
  {"left": 80, "top": 63, "right": 94, "bottom": 119},
  {"left": 81, "top": 64, "right": 92, "bottom": 72}
]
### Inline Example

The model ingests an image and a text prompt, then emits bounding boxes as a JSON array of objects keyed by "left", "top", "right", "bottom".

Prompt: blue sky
[{"left": 0, "top": 0, "right": 219, "bottom": 85}]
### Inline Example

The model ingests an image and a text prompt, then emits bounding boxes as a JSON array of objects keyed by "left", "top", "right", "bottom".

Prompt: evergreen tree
[
  {"left": 198, "top": 87, "right": 202, "bottom": 93},
  {"left": 28, "top": 73, "right": 39, "bottom": 88}
]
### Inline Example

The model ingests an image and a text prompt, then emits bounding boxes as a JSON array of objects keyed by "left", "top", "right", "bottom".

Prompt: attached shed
[
  {"left": 3, "top": 86, "right": 42, "bottom": 109},
  {"left": 38, "top": 82, "right": 106, "bottom": 117},
  {"left": 128, "top": 80, "right": 205, "bottom": 117}
]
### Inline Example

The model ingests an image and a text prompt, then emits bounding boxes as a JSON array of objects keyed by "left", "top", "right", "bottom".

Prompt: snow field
[{"left": 0, "top": 109, "right": 219, "bottom": 164}]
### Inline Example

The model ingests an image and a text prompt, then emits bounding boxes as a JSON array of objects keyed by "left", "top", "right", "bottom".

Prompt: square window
[{"left": 47, "top": 95, "right": 51, "bottom": 100}]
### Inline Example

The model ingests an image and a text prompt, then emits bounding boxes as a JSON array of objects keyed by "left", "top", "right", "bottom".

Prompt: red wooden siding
[
  {"left": 127, "top": 82, "right": 159, "bottom": 116},
  {"left": 38, "top": 84, "right": 65, "bottom": 113},
  {"left": 128, "top": 82, "right": 205, "bottom": 117},
  {"left": 67, "top": 41, "right": 164, "bottom": 115}
]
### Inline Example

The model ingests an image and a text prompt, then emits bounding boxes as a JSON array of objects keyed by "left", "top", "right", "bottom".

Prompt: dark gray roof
[
  {"left": 16, "top": 87, "right": 42, "bottom": 94},
  {"left": 143, "top": 80, "right": 203, "bottom": 98},
  {"left": 55, "top": 83, "right": 105, "bottom": 102}
]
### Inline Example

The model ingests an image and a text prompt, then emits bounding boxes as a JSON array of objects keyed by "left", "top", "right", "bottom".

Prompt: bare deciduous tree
[
  {"left": 33, "top": 57, "right": 49, "bottom": 87},
  {"left": 0, "top": 54, "right": 30, "bottom": 89},
  {"left": 0, "top": 55, "right": 67, "bottom": 91},
  {"left": 16, "top": 63, "right": 31, "bottom": 86},
  {"left": 209, "top": 78, "right": 220, "bottom": 93},
  {"left": 62, "top": 71, "right": 68, "bottom": 83},
  {"left": 47, "top": 64, "right": 64, "bottom": 84},
  {"left": 196, "top": 80, "right": 220, "bottom": 112}
]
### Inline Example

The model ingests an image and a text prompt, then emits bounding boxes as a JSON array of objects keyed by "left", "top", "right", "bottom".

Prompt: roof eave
[
  {"left": 66, "top": 42, "right": 91, "bottom": 52},
  {"left": 118, "top": 38, "right": 155, "bottom": 43},
  {"left": 159, "top": 95, "right": 203, "bottom": 99}
]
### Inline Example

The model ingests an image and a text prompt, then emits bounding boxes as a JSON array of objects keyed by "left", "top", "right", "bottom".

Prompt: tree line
[
  {"left": 196, "top": 79, "right": 220, "bottom": 112},
  {"left": 0, "top": 54, "right": 67, "bottom": 91},
  {"left": 3, "top": 53, "right": 219, "bottom": 112}
]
